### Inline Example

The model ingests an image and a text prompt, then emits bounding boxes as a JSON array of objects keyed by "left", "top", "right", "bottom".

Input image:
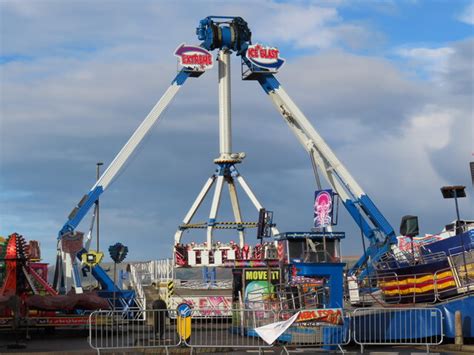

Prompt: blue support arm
[
  {"left": 59, "top": 186, "right": 104, "bottom": 238},
  {"left": 58, "top": 70, "right": 192, "bottom": 239},
  {"left": 254, "top": 72, "right": 397, "bottom": 278},
  {"left": 55, "top": 69, "right": 193, "bottom": 293}
]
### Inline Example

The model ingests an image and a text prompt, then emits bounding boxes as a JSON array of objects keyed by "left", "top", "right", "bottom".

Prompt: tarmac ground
[{"left": 1, "top": 328, "right": 473, "bottom": 354}]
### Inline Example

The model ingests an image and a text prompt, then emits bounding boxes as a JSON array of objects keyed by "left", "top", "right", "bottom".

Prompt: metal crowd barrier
[
  {"left": 88, "top": 308, "right": 277, "bottom": 352},
  {"left": 352, "top": 307, "right": 444, "bottom": 353},
  {"left": 89, "top": 309, "right": 180, "bottom": 353},
  {"left": 184, "top": 308, "right": 276, "bottom": 349},
  {"left": 277, "top": 309, "right": 350, "bottom": 350},
  {"left": 89, "top": 306, "right": 443, "bottom": 353}
]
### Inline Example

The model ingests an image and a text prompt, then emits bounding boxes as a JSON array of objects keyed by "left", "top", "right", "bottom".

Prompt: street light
[
  {"left": 96, "top": 162, "right": 104, "bottom": 253},
  {"left": 440, "top": 185, "right": 466, "bottom": 234},
  {"left": 470, "top": 162, "right": 474, "bottom": 186},
  {"left": 441, "top": 185, "right": 468, "bottom": 284},
  {"left": 400, "top": 215, "right": 419, "bottom": 265}
]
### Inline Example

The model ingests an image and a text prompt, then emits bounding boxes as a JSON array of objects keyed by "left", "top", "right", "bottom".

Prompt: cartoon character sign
[{"left": 314, "top": 189, "right": 333, "bottom": 228}]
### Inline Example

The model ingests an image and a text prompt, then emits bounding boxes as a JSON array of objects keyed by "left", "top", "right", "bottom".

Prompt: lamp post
[
  {"left": 96, "top": 162, "right": 104, "bottom": 253},
  {"left": 441, "top": 185, "right": 468, "bottom": 284},
  {"left": 109, "top": 243, "right": 128, "bottom": 310},
  {"left": 440, "top": 185, "right": 466, "bottom": 234},
  {"left": 470, "top": 162, "right": 474, "bottom": 186},
  {"left": 399, "top": 215, "right": 419, "bottom": 265}
]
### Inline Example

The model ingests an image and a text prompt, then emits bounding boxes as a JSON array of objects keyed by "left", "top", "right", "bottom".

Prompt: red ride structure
[
  {"left": 0, "top": 233, "right": 109, "bottom": 329},
  {"left": 0, "top": 233, "right": 57, "bottom": 298}
]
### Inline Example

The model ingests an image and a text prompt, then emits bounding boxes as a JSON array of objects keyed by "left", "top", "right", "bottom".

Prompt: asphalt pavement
[{"left": 1, "top": 328, "right": 473, "bottom": 354}]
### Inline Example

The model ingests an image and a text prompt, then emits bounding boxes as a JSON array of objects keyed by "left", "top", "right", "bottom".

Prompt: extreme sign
[
  {"left": 245, "top": 43, "right": 285, "bottom": 71},
  {"left": 174, "top": 43, "right": 213, "bottom": 70}
]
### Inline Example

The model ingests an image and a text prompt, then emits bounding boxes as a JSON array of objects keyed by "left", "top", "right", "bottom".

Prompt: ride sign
[
  {"left": 108, "top": 242, "right": 128, "bottom": 264},
  {"left": 314, "top": 189, "right": 334, "bottom": 228},
  {"left": 177, "top": 302, "right": 192, "bottom": 342},
  {"left": 245, "top": 43, "right": 285, "bottom": 71},
  {"left": 81, "top": 250, "right": 104, "bottom": 267},
  {"left": 174, "top": 43, "right": 213, "bottom": 70},
  {"left": 280, "top": 308, "right": 344, "bottom": 326},
  {"left": 297, "top": 308, "right": 344, "bottom": 326}
]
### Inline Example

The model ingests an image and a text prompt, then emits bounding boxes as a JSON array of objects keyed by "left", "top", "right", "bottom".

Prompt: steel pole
[
  {"left": 454, "top": 195, "right": 461, "bottom": 221},
  {"left": 96, "top": 162, "right": 103, "bottom": 253},
  {"left": 218, "top": 50, "right": 232, "bottom": 158},
  {"left": 454, "top": 194, "right": 462, "bottom": 234},
  {"left": 454, "top": 193, "right": 469, "bottom": 284}
]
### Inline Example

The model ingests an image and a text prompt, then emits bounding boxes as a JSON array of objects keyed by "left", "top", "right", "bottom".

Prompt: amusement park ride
[
  {"left": 51, "top": 15, "right": 398, "bottom": 294},
  {"left": 1, "top": 16, "right": 473, "bottom": 340}
]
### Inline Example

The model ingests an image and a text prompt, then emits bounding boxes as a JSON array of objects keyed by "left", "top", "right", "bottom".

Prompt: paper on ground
[{"left": 254, "top": 311, "right": 300, "bottom": 345}]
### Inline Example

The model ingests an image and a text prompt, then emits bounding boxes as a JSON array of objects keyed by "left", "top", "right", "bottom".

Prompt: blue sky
[
  {"left": 0, "top": 0, "right": 473, "bottom": 264},
  {"left": 342, "top": 1, "right": 472, "bottom": 44}
]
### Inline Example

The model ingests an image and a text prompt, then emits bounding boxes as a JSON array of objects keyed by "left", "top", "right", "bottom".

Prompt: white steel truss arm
[
  {"left": 207, "top": 175, "right": 225, "bottom": 249},
  {"left": 227, "top": 177, "right": 245, "bottom": 247},
  {"left": 270, "top": 102, "right": 354, "bottom": 205},
  {"left": 232, "top": 167, "right": 280, "bottom": 236},
  {"left": 183, "top": 176, "right": 216, "bottom": 226},
  {"left": 94, "top": 72, "right": 191, "bottom": 191},
  {"left": 57, "top": 70, "right": 194, "bottom": 293},
  {"left": 256, "top": 74, "right": 397, "bottom": 279},
  {"left": 59, "top": 70, "right": 193, "bottom": 237},
  {"left": 174, "top": 175, "right": 216, "bottom": 244},
  {"left": 258, "top": 78, "right": 365, "bottom": 201}
]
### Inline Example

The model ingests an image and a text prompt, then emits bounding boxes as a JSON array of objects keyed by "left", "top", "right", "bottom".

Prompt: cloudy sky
[{"left": 1, "top": 0, "right": 473, "bottom": 264}]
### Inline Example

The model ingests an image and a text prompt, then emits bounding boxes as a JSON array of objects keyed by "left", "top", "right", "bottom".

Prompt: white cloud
[
  {"left": 458, "top": 2, "right": 474, "bottom": 25},
  {"left": 256, "top": 4, "right": 339, "bottom": 47},
  {"left": 334, "top": 103, "right": 463, "bottom": 241},
  {"left": 252, "top": 2, "right": 383, "bottom": 50},
  {"left": 1, "top": 0, "right": 44, "bottom": 18},
  {"left": 409, "top": 106, "right": 456, "bottom": 150},
  {"left": 0, "top": 0, "right": 379, "bottom": 57},
  {"left": 0, "top": 1, "right": 472, "bottom": 263},
  {"left": 278, "top": 50, "right": 428, "bottom": 132},
  {"left": 397, "top": 46, "right": 455, "bottom": 83},
  {"left": 398, "top": 47, "right": 455, "bottom": 62}
]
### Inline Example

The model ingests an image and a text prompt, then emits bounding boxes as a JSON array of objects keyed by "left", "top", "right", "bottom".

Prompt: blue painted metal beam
[
  {"left": 59, "top": 186, "right": 104, "bottom": 238},
  {"left": 55, "top": 69, "right": 193, "bottom": 293},
  {"left": 254, "top": 72, "right": 398, "bottom": 278}
]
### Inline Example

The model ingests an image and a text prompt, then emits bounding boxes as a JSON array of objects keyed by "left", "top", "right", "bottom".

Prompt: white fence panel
[
  {"left": 88, "top": 309, "right": 180, "bottom": 351},
  {"left": 352, "top": 307, "right": 443, "bottom": 352}
]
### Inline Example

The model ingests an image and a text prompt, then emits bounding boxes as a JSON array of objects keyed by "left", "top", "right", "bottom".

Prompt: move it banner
[
  {"left": 314, "top": 189, "right": 334, "bottom": 228},
  {"left": 243, "top": 268, "right": 281, "bottom": 307}
]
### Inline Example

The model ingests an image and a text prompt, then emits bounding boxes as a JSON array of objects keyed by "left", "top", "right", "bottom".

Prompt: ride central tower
[
  {"left": 217, "top": 49, "right": 233, "bottom": 162},
  {"left": 173, "top": 17, "right": 278, "bottom": 252}
]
